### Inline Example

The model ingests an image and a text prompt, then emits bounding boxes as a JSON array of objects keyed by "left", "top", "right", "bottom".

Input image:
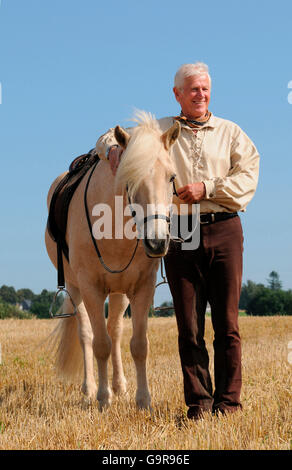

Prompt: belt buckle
[{"left": 200, "top": 213, "right": 215, "bottom": 225}]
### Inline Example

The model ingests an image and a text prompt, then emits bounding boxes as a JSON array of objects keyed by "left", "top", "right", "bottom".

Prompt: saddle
[{"left": 47, "top": 149, "right": 100, "bottom": 264}]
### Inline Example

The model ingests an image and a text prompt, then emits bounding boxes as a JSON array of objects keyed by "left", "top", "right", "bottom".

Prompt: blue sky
[{"left": 0, "top": 0, "right": 292, "bottom": 306}]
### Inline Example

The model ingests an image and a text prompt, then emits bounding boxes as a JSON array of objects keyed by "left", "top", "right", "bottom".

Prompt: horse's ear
[
  {"left": 161, "top": 121, "right": 181, "bottom": 150},
  {"left": 114, "top": 126, "right": 131, "bottom": 149}
]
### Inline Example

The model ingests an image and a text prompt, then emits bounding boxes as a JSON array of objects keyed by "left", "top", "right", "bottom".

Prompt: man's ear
[
  {"left": 173, "top": 86, "right": 181, "bottom": 103},
  {"left": 114, "top": 126, "right": 131, "bottom": 149},
  {"left": 161, "top": 121, "right": 181, "bottom": 150}
]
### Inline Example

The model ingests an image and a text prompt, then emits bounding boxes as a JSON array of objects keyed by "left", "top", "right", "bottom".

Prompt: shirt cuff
[
  {"left": 203, "top": 179, "right": 216, "bottom": 199},
  {"left": 95, "top": 143, "right": 113, "bottom": 161}
]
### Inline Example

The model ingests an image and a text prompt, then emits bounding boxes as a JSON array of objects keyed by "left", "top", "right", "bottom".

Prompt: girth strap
[{"left": 57, "top": 240, "right": 65, "bottom": 289}]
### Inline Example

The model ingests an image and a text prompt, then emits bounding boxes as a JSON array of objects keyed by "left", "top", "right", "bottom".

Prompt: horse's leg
[
  {"left": 107, "top": 293, "right": 129, "bottom": 395},
  {"left": 78, "top": 282, "right": 112, "bottom": 410},
  {"left": 129, "top": 285, "right": 154, "bottom": 409},
  {"left": 77, "top": 298, "right": 98, "bottom": 401},
  {"left": 53, "top": 283, "right": 97, "bottom": 400}
]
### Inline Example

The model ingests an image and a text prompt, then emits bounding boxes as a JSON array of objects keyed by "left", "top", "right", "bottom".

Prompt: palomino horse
[{"left": 45, "top": 112, "right": 180, "bottom": 410}]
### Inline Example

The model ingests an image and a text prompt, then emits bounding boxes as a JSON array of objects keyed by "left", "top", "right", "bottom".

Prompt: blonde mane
[{"left": 115, "top": 111, "right": 175, "bottom": 197}]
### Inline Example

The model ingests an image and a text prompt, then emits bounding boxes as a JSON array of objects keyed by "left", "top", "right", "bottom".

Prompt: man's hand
[
  {"left": 108, "top": 145, "right": 124, "bottom": 175},
  {"left": 177, "top": 183, "right": 206, "bottom": 203}
]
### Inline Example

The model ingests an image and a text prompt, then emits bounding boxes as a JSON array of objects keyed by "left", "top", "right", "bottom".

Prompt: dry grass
[{"left": 0, "top": 316, "right": 291, "bottom": 450}]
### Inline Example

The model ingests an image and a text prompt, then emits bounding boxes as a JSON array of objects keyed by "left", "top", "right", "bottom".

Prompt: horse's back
[{"left": 46, "top": 171, "right": 69, "bottom": 210}]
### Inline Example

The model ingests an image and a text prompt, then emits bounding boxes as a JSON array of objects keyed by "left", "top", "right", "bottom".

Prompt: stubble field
[{"left": 0, "top": 316, "right": 291, "bottom": 450}]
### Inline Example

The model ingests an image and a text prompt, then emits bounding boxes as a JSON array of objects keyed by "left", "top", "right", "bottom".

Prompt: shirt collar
[{"left": 174, "top": 112, "right": 217, "bottom": 130}]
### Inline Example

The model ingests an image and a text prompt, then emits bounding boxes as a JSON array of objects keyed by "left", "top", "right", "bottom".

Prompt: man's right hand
[{"left": 108, "top": 145, "right": 124, "bottom": 175}]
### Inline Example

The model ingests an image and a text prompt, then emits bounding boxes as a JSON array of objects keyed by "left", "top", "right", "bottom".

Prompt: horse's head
[{"left": 114, "top": 111, "right": 180, "bottom": 258}]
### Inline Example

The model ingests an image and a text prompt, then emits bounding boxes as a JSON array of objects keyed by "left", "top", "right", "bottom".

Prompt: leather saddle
[{"left": 47, "top": 149, "right": 100, "bottom": 263}]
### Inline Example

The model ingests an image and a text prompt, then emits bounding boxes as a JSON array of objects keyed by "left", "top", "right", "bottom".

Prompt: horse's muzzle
[{"left": 143, "top": 235, "right": 170, "bottom": 258}]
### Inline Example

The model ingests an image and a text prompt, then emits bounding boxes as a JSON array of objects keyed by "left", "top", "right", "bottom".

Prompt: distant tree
[
  {"left": 247, "top": 287, "right": 292, "bottom": 316},
  {"left": 148, "top": 305, "right": 155, "bottom": 317},
  {"left": 30, "top": 289, "right": 63, "bottom": 318},
  {"left": 16, "top": 288, "right": 35, "bottom": 303},
  {"left": 0, "top": 301, "right": 34, "bottom": 319},
  {"left": 0, "top": 285, "right": 18, "bottom": 304},
  {"left": 267, "top": 271, "right": 282, "bottom": 290},
  {"left": 283, "top": 289, "right": 292, "bottom": 314},
  {"left": 239, "top": 280, "right": 264, "bottom": 310}
]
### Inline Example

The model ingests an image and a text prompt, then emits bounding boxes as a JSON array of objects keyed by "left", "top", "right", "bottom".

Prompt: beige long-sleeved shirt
[{"left": 95, "top": 113, "right": 259, "bottom": 213}]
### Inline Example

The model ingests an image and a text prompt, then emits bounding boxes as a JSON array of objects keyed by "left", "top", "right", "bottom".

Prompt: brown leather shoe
[
  {"left": 187, "top": 406, "right": 210, "bottom": 420},
  {"left": 213, "top": 403, "right": 242, "bottom": 416}
]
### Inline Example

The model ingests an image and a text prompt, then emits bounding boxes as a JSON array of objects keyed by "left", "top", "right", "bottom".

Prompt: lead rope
[{"left": 152, "top": 258, "right": 174, "bottom": 315}]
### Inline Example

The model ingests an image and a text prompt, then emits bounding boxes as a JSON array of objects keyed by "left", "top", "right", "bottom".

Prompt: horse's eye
[{"left": 169, "top": 174, "right": 176, "bottom": 183}]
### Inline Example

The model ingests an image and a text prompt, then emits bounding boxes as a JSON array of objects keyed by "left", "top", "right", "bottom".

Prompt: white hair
[{"left": 174, "top": 62, "right": 211, "bottom": 90}]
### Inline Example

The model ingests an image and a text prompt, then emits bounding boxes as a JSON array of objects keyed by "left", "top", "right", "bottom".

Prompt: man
[{"left": 95, "top": 62, "right": 259, "bottom": 419}]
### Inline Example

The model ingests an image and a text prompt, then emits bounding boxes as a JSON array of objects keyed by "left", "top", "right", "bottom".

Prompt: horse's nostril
[{"left": 144, "top": 237, "right": 170, "bottom": 257}]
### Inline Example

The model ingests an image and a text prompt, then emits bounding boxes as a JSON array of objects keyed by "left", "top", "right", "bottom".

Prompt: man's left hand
[{"left": 177, "top": 183, "right": 206, "bottom": 203}]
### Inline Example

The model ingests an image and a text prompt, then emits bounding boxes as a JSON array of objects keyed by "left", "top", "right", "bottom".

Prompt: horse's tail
[{"left": 49, "top": 295, "right": 83, "bottom": 381}]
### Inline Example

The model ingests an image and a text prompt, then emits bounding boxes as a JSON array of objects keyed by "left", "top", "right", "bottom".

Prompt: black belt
[{"left": 200, "top": 212, "right": 238, "bottom": 225}]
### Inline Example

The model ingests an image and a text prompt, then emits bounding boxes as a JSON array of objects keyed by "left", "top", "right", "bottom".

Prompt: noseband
[
  {"left": 126, "top": 175, "right": 178, "bottom": 235},
  {"left": 126, "top": 185, "right": 172, "bottom": 237}
]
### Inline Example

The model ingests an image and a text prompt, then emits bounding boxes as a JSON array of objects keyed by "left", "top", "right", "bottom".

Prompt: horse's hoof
[
  {"left": 81, "top": 395, "right": 96, "bottom": 408},
  {"left": 136, "top": 396, "right": 152, "bottom": 411},
  {"left": 97, "top": 390, "right": 113, "bottom": 411},
  {"left": 112, "top": 379, "right": 127, "bottom": 395},
  {"left": 98, "top": 399, "right": 112, "bottom": 412},
  {"left": 81, "top": 383, "right": 97, "bottom": 401}
]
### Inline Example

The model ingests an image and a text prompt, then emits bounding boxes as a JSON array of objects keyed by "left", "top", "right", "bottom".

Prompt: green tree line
[
  {"left": 0, "top": 286, "right": 63, "bottom": 319},
  {"left": 239, "top": 271, "right": 292, "bottom": 316},
  {"left": 0, "top": 271, "right": 291, "bottom": 319}
]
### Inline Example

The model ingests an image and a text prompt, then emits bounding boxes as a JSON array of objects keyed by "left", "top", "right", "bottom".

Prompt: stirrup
[{"left": 49, "top": 287, "right": 77, "bottom": 319}]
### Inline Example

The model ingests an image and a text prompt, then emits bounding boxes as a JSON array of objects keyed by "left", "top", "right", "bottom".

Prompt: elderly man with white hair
[{"left": 95, "top": 62, "right": 259, "bottom": 420}]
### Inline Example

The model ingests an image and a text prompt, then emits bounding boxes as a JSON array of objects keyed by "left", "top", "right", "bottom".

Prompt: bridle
[
  {"left": 84, "top": 160, "right": 177, "bottom": 274},
  {"left": 125, "top": 174, "right": 178, "bottom": 238}
]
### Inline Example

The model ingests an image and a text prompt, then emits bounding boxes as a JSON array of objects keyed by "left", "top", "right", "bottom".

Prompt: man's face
[{"left": 173, "top": 74, "right": 211, "bottom": 119}]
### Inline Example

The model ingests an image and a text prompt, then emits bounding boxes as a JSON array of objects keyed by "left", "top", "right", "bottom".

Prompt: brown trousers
[{"left": 164, "top": 215, "right": 243, "bottom": 413}]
